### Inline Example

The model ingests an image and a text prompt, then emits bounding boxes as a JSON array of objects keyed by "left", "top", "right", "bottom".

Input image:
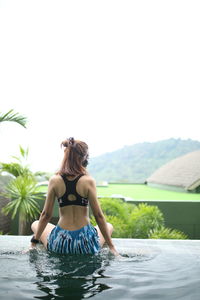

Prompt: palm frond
[
  {"left": 19, "top": 145, "right": 29, "bottom": 160},
  {"left": 0, "top": 162, "right": 25, "bottom": 177},
  {"left": 2, "top": 175, "right": 45, "bottom": 221},
  {"left": 0, "top": 162, "right": 33, "bottom": 178},
  {"left": 0, "top": 109, "right": 27, "bottom": 128}
]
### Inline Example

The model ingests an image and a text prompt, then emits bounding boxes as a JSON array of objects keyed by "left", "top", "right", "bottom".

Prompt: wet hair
[{"left": 57, "top": 137, "right": 89, "bottom": 176}]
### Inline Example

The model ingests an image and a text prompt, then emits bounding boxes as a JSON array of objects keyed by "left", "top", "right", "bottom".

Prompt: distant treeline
[{"left": 88, "top": 138, "right": 200, "bottom": 183}]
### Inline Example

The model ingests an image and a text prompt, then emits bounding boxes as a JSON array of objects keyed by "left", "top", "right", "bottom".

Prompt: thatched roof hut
[{"left": 146, "top": 150, "right": 200, "bottom": 192}]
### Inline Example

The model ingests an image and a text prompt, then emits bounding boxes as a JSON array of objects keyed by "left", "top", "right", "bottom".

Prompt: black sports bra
[{"left": 57, "top": 174, "right": 88, "bottom": 207}]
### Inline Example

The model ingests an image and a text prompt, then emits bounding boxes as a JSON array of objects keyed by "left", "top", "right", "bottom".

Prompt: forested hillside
[{"left": 88, "top": 138, "right": 200, "bottom": 183}]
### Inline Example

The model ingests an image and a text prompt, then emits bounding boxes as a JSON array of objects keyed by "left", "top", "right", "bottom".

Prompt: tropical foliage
[
  {"left": 128, "top": 203, "right": 164, "bottom": 238},
  {"left": 149, "top": 227, "right": 188, "bottom": 239},
  {"left": 0, "top": 146, "right": 32, "bottom": 178},
  {"left": 2, "top": 176, "right": 42, "bottom": 221},
  {"left": 0, "top": 146, "right": 45, "bottom": 234},
  {"left": 0, "top": 109, "right": 27, "bottom": 128},
  {"left": 0, "top": 162, "right": 31, "bottom": 178},
  {"left": 91, "top": 198, "right": 187, "bottom": 239}
]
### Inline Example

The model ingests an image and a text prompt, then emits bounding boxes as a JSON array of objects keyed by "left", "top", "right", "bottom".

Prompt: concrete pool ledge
[{"left": 1, "top": 235, "right": 200, "bottom": 256}]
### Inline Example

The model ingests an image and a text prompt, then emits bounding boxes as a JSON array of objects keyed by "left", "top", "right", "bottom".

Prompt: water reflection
[{"left": 29, "top": 249, "right": 111, "bottom": 299}]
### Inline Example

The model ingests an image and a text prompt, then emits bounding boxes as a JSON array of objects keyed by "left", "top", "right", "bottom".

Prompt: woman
[{"left": 30, "top": 137, "right": 119, "bottom": 256}]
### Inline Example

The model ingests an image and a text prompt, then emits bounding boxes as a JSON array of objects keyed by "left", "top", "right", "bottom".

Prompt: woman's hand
[
  {"left": 109, "top": 246, "right": 120, "bottom": 257},
  {"left": 30, "top": 242, "right": 37, "bottom": 249},
  {"left": 21, "top": 243, "right": 37, "bottom": 254}
]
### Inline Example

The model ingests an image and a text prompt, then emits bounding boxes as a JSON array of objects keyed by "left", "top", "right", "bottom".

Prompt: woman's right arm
[{"left": 87, "top": 177, "right": 119, "bottom": 256}]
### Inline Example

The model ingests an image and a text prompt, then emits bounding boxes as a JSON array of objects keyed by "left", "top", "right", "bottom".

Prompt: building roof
[{"left": 147, "top": 150, "right": 200, "bottom": 190}]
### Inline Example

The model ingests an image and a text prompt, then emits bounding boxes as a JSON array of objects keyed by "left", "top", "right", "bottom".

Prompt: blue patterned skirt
[{"left": 47, "top": 224, "right": 101, "bottom": 254}]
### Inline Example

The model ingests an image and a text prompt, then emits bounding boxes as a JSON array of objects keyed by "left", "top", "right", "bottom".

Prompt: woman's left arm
[{"left": 31, "top": 176, "right": 56, "bottom": 245}]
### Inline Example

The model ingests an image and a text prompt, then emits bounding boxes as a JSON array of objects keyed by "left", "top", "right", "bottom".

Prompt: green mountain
[{"left": 88, "top": 138, "right": 200, "bottom": 183}]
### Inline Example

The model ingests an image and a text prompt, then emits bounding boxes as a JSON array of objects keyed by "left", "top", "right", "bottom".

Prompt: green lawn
[
  {"left": 97, "top": 184, "right": 200, "bottom": 201},
  {"left": 38, "top": 183, "right": 200, "bottom": 201}
]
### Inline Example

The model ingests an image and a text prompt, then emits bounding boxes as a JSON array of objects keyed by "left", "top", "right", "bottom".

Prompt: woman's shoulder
[
  {"left": 48, "top": 174, "right": 63, "bottom": 185},
  {"left": 80, "top": 174, "right": 96, "bottom": 186},
  {"left": 49, "top": 174, "right": 96, "bottom": 186}
]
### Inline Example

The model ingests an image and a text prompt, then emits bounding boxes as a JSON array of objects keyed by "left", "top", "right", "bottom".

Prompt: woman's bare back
[{"left": 54, "top": 174, "right": 90, "bottom": 230}]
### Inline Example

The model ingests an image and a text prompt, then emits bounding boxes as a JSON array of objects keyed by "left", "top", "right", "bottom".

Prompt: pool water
[{"left": 0, "top": 236, "right": 200, "bottom": 299}]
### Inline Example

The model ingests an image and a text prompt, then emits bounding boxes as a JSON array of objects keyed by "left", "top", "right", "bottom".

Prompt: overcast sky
[{"left": 0, "top": 0, "right": 199, "bottom": 173}]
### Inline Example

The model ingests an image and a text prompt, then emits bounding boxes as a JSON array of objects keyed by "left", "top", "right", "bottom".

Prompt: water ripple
[{"left": 1, "top": 241, "right": 200, "bottom": 299}]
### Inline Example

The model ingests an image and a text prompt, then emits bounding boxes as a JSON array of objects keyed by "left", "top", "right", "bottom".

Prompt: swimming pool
[{"left": 0, "top": 236, "right": 200, "bottom": 300}]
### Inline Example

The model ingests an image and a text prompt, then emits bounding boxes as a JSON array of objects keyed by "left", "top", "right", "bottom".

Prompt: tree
[
  {"left": 0, "top": 146, "right": 45, "bottom": 234},
  {"left": 0, "top": 146, "right": 32, "bottom": 178},
  {"left": 2, "top": 176, "right": 44, "bottom": 234},
  {"left": 0, "top": 109, "right": 27, "bottom": 128}
]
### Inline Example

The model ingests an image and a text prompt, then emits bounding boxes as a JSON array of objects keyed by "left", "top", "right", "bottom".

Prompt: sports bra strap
[
  {"left": 58, "top": 173, "right": 88, "bottom": 207},
  {"left": 61, "top": 174, "right": 83, "bottom": 185}
]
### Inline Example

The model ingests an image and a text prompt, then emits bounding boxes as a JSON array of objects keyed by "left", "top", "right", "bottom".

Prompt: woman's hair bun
[
  {"left": 61, "top": 137, "right": 75, "bottom": 148},
  {"left": 68, "top": 137, "right": 75, "bottom": 145}
]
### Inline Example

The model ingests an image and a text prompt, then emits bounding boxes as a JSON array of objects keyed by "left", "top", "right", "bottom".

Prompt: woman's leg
[
  {"left": 31, "top": 220, "right": 55, "bottom": 249},
  {"left": 95, "top": 222, "right": 113, "bottom": 247}
]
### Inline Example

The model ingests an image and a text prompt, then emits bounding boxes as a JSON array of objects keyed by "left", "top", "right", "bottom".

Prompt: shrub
[
  {"left": 149, "top": 227, "right": 188, "bottom": 239},
  {"left": 99, "top": 198, "right": 134, "bottom": 221},
  {"left": 90, "top": 198, "right": 133, "bottom": 238},
  {"left": 103, "top": 215, "right": 130, "bottom": 238},
  {"left": 128, "top": 203, "right": 164, "bottom": 238},
  {"left": 91, "top": 214, "right": 129, "bottom": 238},
  {"left": 91, "top": 198, "right": 187, "bottom": 240}
]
